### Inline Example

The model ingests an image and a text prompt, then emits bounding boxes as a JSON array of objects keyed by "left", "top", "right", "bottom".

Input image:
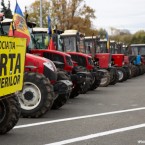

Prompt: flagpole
[{"left": 40, "top": 0, "right": 43, "bottom": 27}]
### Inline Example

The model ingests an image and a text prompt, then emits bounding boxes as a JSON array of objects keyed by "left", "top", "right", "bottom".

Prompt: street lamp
[{"left": 40, "top": 0, "right": 43, "bottom": 27}]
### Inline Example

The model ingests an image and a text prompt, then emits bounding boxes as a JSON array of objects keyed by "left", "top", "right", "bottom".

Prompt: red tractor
[
  {"left": 59, "top": 30, "right": 104, "bottom": 90},
  {"left": 84, "top": 36, "right": 119, "bottom": 86},
  {"left": 109, "top": 40, "right": 130, "bottom": 81},
  {"left": 32, "top": 28, "right": 104, "bottom": 91},
  {"left": 110, "top": 41, "right": 145, "bottom": 78},
  {"left": 30, "top": 28, "right": 95, "bottom": 96},
  {"left": 1, "top": 19, "right": 73, "bottom": 118}
]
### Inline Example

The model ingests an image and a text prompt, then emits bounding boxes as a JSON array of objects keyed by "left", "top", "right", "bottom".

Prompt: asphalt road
[{"left": 1, "top": 74, "right": 145, "bottom": 145}]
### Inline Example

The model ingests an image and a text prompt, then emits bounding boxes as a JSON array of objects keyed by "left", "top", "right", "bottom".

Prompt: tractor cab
[
  {"left": 60, "top": 30, "right": 94, "bottom": 71},
  {"left": 60, "top": 29, "right": 86, "bottom": 53},
  {"left": 84, "top": 36, "right": 97, "bottom": 56},
  {"left": 128, "top": 44, "right": 145, "bottom": 76},
  {"left": 93, "top": 38, "right": 111, "bottom": 69},
  {"left": 109, "top": 41, "right": 125, "bottom": 67},
  {"left": 30, "top": 28, "right": 74, "bottom": 72},
  {"left": 130, "top": 44, "right": 145, "bottom": 65}
]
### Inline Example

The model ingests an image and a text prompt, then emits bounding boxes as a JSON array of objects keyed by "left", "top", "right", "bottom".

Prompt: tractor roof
[
  {"left": 1, "top": 18, "right": 12, "bottom": 25},
  {"left": 130, "top": 44, "right": 145, "bottom": 47},
  {"left": 110, "top": 40, "right": 116, "bottom": 43},
  {"left": 27, "top": 21, "right": 36, "bottom": 28},
  {"left": 60, "top": 29, "right": 78, "bottom": 36},
  {"left": 99, "top": 38, "right": 107, "bottom": 42},
  {"left": 85, "top": 36, "right": 97, "bottom": 40},
  {"left": 33, "top": 27, "right": 48, "bottom": 33}
]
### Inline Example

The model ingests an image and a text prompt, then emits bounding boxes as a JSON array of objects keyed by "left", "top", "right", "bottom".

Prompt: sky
[{"left": 3, "top": 0, "right": 145, "bottom": 34}]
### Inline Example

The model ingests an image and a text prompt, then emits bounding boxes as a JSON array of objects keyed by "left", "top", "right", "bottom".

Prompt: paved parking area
[{"left": 1, "top": 74, "right": 145, "bottom": 145}]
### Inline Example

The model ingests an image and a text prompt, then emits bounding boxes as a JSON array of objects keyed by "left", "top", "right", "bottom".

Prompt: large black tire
[
  {"left": 90, "top": 77, "right": 101, "bottom": 90},
  {"left": 70, "top": 89, "right": 80, "bottom": 98},
  {"left": 51, "top": 93, "right": 69, "bottom": 109},
  {"left": 130, "top": 65, "right": 137, "bottom": 77},
  {"left": 99, "top": 69, "right": 111, "bottom": 87},
  {"left": 109, "top": 68, "right": 119, "bottom": 85},
  {"left": 142, "top": 65, "right": 145, "bottom": 74},
  {"left": 52, "top": 71, "right": 71, "bottom": 109},
  {"left": 138, "top": 65, "right": 144, "bottom": 75},
  {"left": 125, "top": 65, "right": 133, "bottom": 79},
  {"left": 0, "top": 95, "right": 20, "bottom": 135},
  {"left": 117, "top": 67, "right": 128, "bottom": 82},
  {"left": 134, "top": 66, "right": 140, "bottom": 77},
  {"left": 19, "top": 72, "right": 55, "bottom": 118},
  {"left": 123, "top": 66, "right": 131, "bottom": 79}
]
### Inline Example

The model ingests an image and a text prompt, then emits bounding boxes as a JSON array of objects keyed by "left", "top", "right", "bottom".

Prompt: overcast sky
[{"left": 7, "top": 0, "right": 145, "bottom": 34}]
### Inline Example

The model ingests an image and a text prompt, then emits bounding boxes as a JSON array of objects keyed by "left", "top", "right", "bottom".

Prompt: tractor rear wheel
[
  {"left": 117, "top": 67, "right": 127, "bottom": 82},
  {"left": 99, "top": 69, "right": 111, "bottom": 87},
  {"left": 0, "top": 95, "right": 20, "bottom": 135},
  {"left": 19, "top": 72, "right": 55, "bottom": 118}
]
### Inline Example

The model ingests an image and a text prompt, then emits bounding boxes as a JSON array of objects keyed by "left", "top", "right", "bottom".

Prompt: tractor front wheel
[
  {"left": 117, "top": 67, "right": 127, "bottom": 82},
  {"left": 0, "top": 95, "right": 20, "bottom": 135},
  {"left": 19, "top": 72, "right": 55, "bottom": 118},
  {"left": 90, "top": 77, "right": 101, "bottom": 90},
  {"left": 99, "top": 69, "right": 111, "bottom": 87},
  {"left": 51, "top": 93, "right": 69, "bottom": 109}
]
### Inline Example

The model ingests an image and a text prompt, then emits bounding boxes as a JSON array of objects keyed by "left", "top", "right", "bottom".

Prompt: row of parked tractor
[{"left": 1, "top": 15, "right": 145, "bottom": 134}]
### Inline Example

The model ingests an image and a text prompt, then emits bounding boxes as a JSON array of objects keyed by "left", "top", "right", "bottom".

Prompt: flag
[
  {"left": 48, "top": 16, "right": 52, "bottom": 36},
  {"left": 8, "top": 1, "right": 31, "bottom": 46},
  {"left": 48, "top": 38, "right": 56, "bottom": 50},
  {"left": 106, "top": 32, "right": 110, "bottom": 50}
]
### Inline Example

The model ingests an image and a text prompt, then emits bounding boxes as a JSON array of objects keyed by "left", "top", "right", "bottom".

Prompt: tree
[
  {"left": 50, "top": 0, "right": 95, "bottom": 30},
  {"left": 110, "top": 34, "right": 133, "bottom": 45},
  {"left": 98, "top": 28, "right": 107, "bottom": 38},
  {"left": 26, "top": 0, "right": 50, "bottom": 27},
  {"left": 131, "top": 30, "right": 145, "bottom": 44},
  {"left": 26, "top": 0, "right": 97, "bottom": 35},
  {"left": 1, "top": 0, "right": 13, "bottom": 18}
]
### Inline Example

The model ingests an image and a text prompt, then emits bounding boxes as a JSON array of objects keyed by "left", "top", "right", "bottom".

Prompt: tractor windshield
[
  {"left": 131, "top": 46, "right": 139, "bottom": 55},
  {"left": 62, "top": 36, "right": 77, "bottom": 52},
  {"left": 139, "top": 46, "right": 145, "bottom": 55},
  {"left": 98, "top": 41, "right": 108, "bottom": 53},
  {"left": 0, "top": 25, "right": 9, "bottom": 35},
  {"left": 110, "top": 42, "right": 117, "bottom": 54},
  {"left": 33, "top": 32, "right": 49, "bottom": 49},
  {"left": 56, "top": 35, "right": 63, "bottom": 51},
  {"left": 79, "top": 38, "right": 85, "bottom": 53},
  {"left": 84, "top": 39, "right": 93, "bottom": 54}
]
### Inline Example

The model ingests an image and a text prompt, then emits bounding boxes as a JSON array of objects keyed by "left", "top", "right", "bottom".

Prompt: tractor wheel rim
[
  {"left": 0, "top": 100, "right": 6, "bottom": 124},
  {"left": 100, "top": 75, "right": 108, "bottom": 85},
  {"left": 19, "top": 82, "right": 41, "bottom": 111},
  {"left": 118, "top": 70, "right": 124, "bottom": 81}
]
